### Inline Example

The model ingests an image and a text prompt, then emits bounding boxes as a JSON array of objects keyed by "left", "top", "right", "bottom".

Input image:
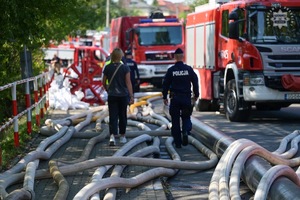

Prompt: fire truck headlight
[
  {"left": 250, "top": 75, "right": 264, "bottom": 85},
  {"left": 244, "top": 74, "right": 264, "bottom": 86}
]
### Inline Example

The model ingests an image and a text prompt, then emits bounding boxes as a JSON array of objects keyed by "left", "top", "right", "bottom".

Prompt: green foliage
[
  {"left": 0, "top": 0, "right": 83, "bottom": 85},
  {"left": 178, "top": 12, "right": 188, "bottom": 20},
  {"left": 152, "top": 0, "right": 158, "bottom": 6},
  {"left": 0, "top": 0, "right": 134, "bottom": 65},
  {"left": 1, "top": 0, "right": 81, "bottom": 51},
  {"left": 0, "top": 0, "right": 133, "bottom": 122},
  {"left": 0, "top": 0, "right": 135, "bottom": 81},
  {"left": 69, "top": 0, "right": 134, "bottom": 35},
  {"left": 187, "top": 0, "right": 209, "bottom": 11}
]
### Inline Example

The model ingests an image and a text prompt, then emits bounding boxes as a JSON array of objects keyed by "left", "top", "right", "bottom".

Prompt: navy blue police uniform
[
  {"left": 125, "top": 55, "right": 140, "bottom": 93},
  {"left": 162, "top": 48, "right": 199, "bottom": 148}
]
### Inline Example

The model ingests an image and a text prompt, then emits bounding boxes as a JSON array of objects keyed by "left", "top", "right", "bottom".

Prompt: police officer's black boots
[{"left": 182, "top": 131, "right": 188, "bottom": 146}]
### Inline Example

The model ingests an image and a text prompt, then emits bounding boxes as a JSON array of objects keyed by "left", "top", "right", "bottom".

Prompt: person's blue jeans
[{"left": 108, "top": 95, "right": 129, "bottom": 135}]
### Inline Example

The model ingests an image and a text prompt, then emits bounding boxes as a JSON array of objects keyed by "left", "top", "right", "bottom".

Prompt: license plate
[
  {"left": 155, "top": 65, "right": 167, "bottom": 72},
  {"left": 285, "top": 93, "right": 300, "bottom": 100}
]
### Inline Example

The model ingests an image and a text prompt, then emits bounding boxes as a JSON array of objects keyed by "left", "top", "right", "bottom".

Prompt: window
[
  {"left": 222, "top": 8, "right": 246, "bottom": 38},
  {"left": 247, "top": 7, "right": 300, "bottom": 44},
  {"left": 221, "top": 10, "right": 229, "bottom": 37},
  {"left": 137, "top": 26, "right": 182, "bottom": 46}
]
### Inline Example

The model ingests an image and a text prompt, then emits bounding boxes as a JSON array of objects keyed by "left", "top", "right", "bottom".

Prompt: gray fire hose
[
  {"left": 191, "top": 117, "right": 300, "bottom": 200},
  {"left": 6, "top": 91, "right": 300, "bottom": 200},
  {"left": 92, "top": 137, "right": 161, "bottom": 200}
]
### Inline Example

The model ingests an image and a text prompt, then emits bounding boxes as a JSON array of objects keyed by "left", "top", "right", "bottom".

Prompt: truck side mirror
[{"left": 229, "top": 21, "right": 239, "bottom": 39}]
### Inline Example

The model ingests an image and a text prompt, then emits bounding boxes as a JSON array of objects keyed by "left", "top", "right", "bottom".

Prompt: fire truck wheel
[{"left": 224, "top": 79, "right": 250, "bottom": 122}]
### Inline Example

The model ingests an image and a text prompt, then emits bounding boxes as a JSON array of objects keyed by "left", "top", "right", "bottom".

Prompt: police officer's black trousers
[{"left": 169, "top": 96, "right": 192, "bottom": 146}]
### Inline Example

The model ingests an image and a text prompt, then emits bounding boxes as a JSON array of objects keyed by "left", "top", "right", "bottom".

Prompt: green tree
[
  {"left": 152, "top": 0, "right": 158, "bottom": 6},
  {"left": 0, "top": 0, "right": 83, "bottom": 81},
  {"left": 0, "top": 0, "right": 132, "bottom": 123},
  {"left": 74, "top": 0, "right": 132, "bottom": 35},
  {"left": 187, "top": 0, "right": 208, "bottom": 11},
  {"left": 0, "top": 0, "right": 132, "bottom": 85}
]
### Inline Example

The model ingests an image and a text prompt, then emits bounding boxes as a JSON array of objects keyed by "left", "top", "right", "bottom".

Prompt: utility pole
[
  {"left": 21, "top": 45, "right": 33, "bottom": 79},
  {"left": 106, "top": 0, "right": 110, "bottom": 28}
]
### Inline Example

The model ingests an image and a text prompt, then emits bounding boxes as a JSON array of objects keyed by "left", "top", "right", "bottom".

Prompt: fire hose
[
  {"left": 2, "top": 92, "right": 300, "bottom": 200},
  {"left": 0, "top": 93, "right": 218, "bottom": 200},
  {"left": 191, "top": 117, "right": 300, "bottom": 200}
]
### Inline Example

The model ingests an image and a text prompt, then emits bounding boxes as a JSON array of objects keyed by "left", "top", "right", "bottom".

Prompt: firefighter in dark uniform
[{"left": 162, "top": 48, "right": 199, "bottom": 148}]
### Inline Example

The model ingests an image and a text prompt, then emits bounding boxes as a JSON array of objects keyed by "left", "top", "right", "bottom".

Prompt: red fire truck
[
  {"left": 110, "top": 11, "right": 185, "bottom": 87},
  {"left": 186, "top": 0, "right": 300, "bottom": 122}
]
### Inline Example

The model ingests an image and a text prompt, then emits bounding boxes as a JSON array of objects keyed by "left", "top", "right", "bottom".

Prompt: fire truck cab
[
  {"left": 186, "top": 0, "right": 300, "bottom": 121},
  {"left": 110, "top": 11, "right": 185, "bottom": 87}
]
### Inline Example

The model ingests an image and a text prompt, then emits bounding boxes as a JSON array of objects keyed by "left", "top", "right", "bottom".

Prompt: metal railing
[{"left": 0, "top": 72, "right": 51, "bottom": 150}]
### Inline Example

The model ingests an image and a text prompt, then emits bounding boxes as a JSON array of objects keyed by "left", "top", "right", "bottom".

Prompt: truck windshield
[
  {"left": 247, "top": 7, "right": 300, "bottom": 44},
  {"left": 136, "top": 26, "right": 182, "bottom": 46}
]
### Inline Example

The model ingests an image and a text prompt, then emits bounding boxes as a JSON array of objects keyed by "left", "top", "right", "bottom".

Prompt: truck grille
[
  {"left": 258, "top": 45, "right": 300, "bottom": 90},
  {"left": 268, "top": 55, "right": 300, "bottom": 60},
  {"left": 260, "top": 46, "right": 300, "bottom": 74},
  {"left": 268, "top": 55, "right": 300, "bottom": 68}
]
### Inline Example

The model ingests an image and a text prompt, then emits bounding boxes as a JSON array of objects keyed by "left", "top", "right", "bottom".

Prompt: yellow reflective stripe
[{"left": 105, "top": 60, "right": 111, "bottom": 66}]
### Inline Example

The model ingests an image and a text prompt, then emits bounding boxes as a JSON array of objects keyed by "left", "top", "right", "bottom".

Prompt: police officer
[
  {"left": 162, "top": 48, "right": 199, "bottom": 148},
  {"left": 125, "top": 50, "right": 140, "bottom": 93}
]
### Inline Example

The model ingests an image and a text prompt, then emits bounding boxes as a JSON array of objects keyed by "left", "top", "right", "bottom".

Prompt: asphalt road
[{"left": 194, "top": 104, "right": 300, "bottom": 150}]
